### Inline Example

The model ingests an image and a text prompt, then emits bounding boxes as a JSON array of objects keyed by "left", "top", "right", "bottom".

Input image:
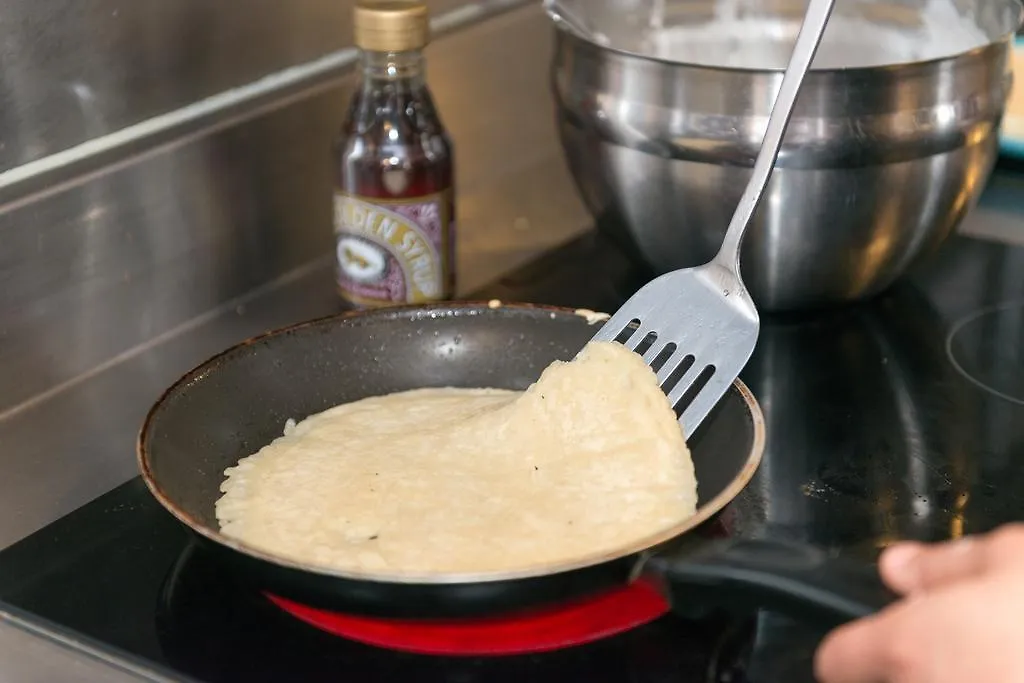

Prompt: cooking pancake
[{"left": 214, "top": 341, "right": 697, "bottom": 575}]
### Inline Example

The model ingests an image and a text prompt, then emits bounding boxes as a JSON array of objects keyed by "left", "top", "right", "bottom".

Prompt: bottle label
[{"left": 333, "top": 192, "right": 452, "bottom": 305}]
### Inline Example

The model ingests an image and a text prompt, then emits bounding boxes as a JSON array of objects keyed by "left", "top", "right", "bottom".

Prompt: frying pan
[{"left": 138, "top": 303, "right": 894, "bottom": 626}]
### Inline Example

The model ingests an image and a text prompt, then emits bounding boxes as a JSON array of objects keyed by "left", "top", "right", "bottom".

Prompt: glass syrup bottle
[{"left": 333, "top": 0, "right": 455, "bottom": 307}]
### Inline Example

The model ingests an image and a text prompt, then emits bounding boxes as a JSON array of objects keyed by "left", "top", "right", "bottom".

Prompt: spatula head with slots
[
  {"left": 588, "top": 0, "right": 833, "bottom": 438},
  {"left": 590, "top": 264, "right": 758, "bottom": 438}
]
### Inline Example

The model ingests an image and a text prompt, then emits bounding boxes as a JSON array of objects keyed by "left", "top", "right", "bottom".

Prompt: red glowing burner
[{"left": 266, "top": 578, "right": 669, "bottom": 656}]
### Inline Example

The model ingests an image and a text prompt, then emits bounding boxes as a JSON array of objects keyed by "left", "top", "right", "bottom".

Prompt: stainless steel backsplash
[
  {"left": 0, "top": 2, "right": 590, "bottom": 417},
  {"left": 0, "top": 0, "right": 481, "bottom": 171}
]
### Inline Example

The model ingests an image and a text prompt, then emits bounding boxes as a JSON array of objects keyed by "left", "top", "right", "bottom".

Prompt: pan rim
[{"left": 137, "top": 301, "right": 766, "bottom": 586}]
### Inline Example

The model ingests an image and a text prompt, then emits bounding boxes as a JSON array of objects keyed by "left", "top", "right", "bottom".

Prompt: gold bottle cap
[{"left": 354, "top": 1, "right": 430, "bottom": 53}]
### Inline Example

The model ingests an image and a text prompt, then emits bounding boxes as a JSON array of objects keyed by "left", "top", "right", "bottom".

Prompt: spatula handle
[{"left": 713, "top": 0, "right": 836, "bottom": 276}]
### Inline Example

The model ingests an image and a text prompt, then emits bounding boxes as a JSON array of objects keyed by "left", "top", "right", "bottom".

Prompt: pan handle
[{"left": 644, "top": 537, "right": 897, "bottom": 626}]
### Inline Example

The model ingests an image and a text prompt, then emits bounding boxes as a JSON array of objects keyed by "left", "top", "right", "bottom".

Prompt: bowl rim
[{"left": 550, "top": 3, "right": 1024, "bottom": 76}]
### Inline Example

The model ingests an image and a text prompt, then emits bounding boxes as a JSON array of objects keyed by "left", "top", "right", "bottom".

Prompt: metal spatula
[{"left": 590, "top": 0, "right": 835, "bottom": 438}]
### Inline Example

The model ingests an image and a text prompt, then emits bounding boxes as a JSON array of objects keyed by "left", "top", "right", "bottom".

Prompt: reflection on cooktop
[{"left": 742, "top": 284, "right": 974, "bottom": 547}]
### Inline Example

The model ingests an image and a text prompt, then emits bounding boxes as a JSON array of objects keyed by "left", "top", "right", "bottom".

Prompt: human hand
[{"left": 814, "top": 523, "right": 1024, "bottom": 683}]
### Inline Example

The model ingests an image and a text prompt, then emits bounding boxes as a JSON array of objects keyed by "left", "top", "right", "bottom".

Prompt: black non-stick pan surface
[{"left": 139, "top": 303, "right": 894, "bottom": 626}]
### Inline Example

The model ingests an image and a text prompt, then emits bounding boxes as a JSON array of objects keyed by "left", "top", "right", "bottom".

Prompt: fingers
[
  {"left": 880, "top": 538, "right": 982, "bottom": 595},
  {"left": 817, "top": 525, "right": 1024, "bottom": 683},
  {"left": 814, "top": 610, "right": 899, "bottom": 683},
  {"left": 881, "top": 524, "right": 1024, "bottom": 595},
  {"left": 877, "top": 542, "right": 924, "bottom": 594}
]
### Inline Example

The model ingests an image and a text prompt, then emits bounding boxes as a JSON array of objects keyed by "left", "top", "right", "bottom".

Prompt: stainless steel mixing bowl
[{"left": 550, "top": 0, "right": 1022, "bottom": 311}]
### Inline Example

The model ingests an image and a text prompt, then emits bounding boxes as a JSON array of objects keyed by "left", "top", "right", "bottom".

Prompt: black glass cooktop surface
[{"left": 3, "top": 190, "right": 1024, "bottom": 681}]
